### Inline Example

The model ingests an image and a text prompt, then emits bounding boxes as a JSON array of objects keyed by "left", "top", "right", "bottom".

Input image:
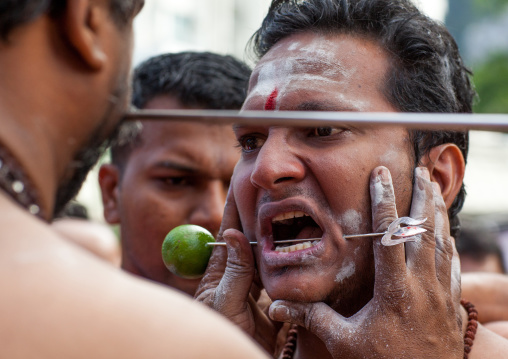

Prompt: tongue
[{"left": 296, "top": 226, "right": 323, "bottom": 240}]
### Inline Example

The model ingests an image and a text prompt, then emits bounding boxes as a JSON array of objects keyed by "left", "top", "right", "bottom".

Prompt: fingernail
[
  {"left": 223, "top": 232, "right": 240, "bottom": 255},
  {"left": 378, "top": 167, "right": 391, "bottom": 185},
  {"left": 269, "top": 301, "right": 290, "bottom": 322}
]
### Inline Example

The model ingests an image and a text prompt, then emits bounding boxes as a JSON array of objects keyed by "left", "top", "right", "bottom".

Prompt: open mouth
[{"left": 271, "top": 210, "right": 323, "bottom": 253}]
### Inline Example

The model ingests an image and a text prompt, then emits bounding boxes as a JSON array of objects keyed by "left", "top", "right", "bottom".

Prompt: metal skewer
[
  {"left": 125, "top": 109, "right": 508, "bottom": 132},
  {"left": 206, "top": 232, "right": 386, "bottom": 246},
  {"left": 206, "top": 217, "right": 427, "bottom": 247}
]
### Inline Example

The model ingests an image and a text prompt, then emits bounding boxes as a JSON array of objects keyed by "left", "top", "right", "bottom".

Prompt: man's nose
[
  {"left": 188, "top": 181, "right": 227, "bottom": 237},
  {"left": 250, "top": 129, "right": 305, "bottom": 190}
]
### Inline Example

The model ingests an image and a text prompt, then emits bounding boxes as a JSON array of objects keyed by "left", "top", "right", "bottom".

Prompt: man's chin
[
  {"left": 262, "top": 270, "right": 374, "bottom": 316},
  {"left": 262, "top": 274, "right": 330, "bottom": 303}
]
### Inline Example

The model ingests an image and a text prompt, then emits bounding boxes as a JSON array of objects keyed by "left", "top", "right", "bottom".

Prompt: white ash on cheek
[
  {"left": 337, "top": 209, "right": 364, "bottom": 234},
  {"left": 379, "top": 143, "right": 400, "bottom": 165},
  {"left": 335, "top": 259, "right": 356, "bottom": 283}
]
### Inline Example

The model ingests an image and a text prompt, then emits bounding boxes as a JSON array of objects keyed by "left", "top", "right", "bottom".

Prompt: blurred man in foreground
[{"left": 0, "top": 2, "right": 267, "bottom": 358}]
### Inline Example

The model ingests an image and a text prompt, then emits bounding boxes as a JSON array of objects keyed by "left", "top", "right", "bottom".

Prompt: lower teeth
[{"left": 275, "top": 240, "right": 320, "bottom": 253}]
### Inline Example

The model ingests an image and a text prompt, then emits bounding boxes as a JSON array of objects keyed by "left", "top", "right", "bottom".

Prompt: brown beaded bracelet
[{"left": 461, "top": 299, "right": 478, "bottom": 359}]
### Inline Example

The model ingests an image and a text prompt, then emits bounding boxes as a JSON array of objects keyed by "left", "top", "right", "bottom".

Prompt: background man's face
[
  {"left": 234, "top": 32, "right": 414, "bottom": 313},
  {"left": 113, "top": 96, "right": 239, "bottom": 296}
]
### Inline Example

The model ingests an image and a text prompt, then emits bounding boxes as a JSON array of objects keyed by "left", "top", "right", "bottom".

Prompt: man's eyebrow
[
  {"left": 152, "top": 161, "right": 198, "bottom": 173},
  {"left": 295, "top": 101, "right": 358, "bottom": 112}
]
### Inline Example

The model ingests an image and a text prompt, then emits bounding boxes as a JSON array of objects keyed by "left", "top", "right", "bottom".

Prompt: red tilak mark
[{"left": 264, "top": 89, "right": 278, "bottom": 111}]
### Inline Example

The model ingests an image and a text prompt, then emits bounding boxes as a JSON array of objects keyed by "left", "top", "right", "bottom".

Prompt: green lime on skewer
[{"left": 161, "top": 224, "right": 215, "bottom": 279}]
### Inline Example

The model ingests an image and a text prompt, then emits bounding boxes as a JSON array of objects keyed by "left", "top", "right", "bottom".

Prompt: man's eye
[
  {"left": 163, "top": 177, "right": 190, "bottom": 186},
  {"left": 311, "top": 127, "right": 344, "bottom": 137},
  {"left": 238, "top": 135, "right": 265, "bottom": 152}
]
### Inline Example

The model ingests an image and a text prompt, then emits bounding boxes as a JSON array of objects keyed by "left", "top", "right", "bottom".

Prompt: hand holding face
[
  {"left": 194, "top": 186, "right": 281, "bottom": 355},
  {"left": 269, "top": 166, "right": 464, "bottom": 358}
]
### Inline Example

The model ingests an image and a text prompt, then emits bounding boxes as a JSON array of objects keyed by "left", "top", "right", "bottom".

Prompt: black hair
[
  {"left": 132, "top": 51, "right": 251, "bottom": 110},
  {"left": 250, "top": 0, "right": 476, "bottom": 238},
  {"left": 457, "top": 217, "right": 506, "bottom": 273},
  {"left": 0, "top": 0, "right": 141, "bottom": 41},
  {"left": 56, "top": 201, "right": 89, "bottom": 220},
  {"left": 111, "top": 51, "right": 251, "bottom": 169}
]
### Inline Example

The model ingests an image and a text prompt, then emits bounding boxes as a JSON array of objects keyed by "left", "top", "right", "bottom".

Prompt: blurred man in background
[
  {"left": 99, "top": 52, "right": 250, "bottom": 295},
  {"left": 458, "top": 216, "right": 506, "bottom": 273}
]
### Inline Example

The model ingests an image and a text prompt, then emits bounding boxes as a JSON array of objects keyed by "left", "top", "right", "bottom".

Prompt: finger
[
  {"left": 218, "top": 185, "right": 243, "bottom": 241},
  {"left": 249, "top": 295, "right": 283, "bottom": 352},
  {"left": 432, "top": 183, "right": 454, "bottom": 292},
  {"left": 213, "top": 228, "right": 256, "bottom": 316},
  {"left": 269, "top": 300, "right": 352, "bottom": 349},
  {"left": 449, "top": 237, "right": 462, "bottom": 311},
  {"left": 405, "top": 167, "right": 437, "bottom": 275},
  {"left": 370, "top": 166, "right": 406, "bottom": 288},
  {"left": 195, "top": 186, "right": 242, "bottom": 300}
]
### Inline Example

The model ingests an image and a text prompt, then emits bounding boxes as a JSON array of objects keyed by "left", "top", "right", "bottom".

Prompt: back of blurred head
[
  {"left": 457, "top": 217, "right": 506, "bottom": 274},
  {"left": 100, "top": 52, "right": 250, "bottom": 295},
  {"left": 0, "top": 0, "right": 143, "bottom": 218}
]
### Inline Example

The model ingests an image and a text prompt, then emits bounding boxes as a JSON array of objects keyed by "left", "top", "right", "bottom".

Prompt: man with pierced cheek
[{"left": 196, "top": 0, "right": 508, "bottom": 358}]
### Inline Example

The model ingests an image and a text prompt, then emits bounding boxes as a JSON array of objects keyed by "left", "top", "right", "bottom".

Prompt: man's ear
[
  {"left": 421, "top": 144, "right": 465, "bottom": 209},
  {"left": 61, "top": 0, "right": 107, "bottom": 70},
  {"left": 98, "top": 164, "right": 121, "bottom": 224}
]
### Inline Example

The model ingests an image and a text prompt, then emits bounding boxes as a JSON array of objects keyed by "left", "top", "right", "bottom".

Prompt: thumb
[
  {"left": 269, "top": 300, "right": 351, "bottom": 344},
  {"left": 213, "top": 228, "right": 256, "bottom": 315}
]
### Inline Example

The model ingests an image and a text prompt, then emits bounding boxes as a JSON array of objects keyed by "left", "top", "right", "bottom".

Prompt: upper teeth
[{"left": 272, "top": 210, "right": 309, "bottom": 223}]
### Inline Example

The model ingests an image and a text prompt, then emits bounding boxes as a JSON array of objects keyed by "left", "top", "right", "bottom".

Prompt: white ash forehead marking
[
  {"left": 249, "top": 60, "right": 369, "bottom": 111},
  {"left": 335, "top": 259, "right": 356, "bottom": 283},
  {"left": 287, "top": 41, "right": 301, "bottom": 51},
  {"left": 248, "top": 38, "right": 370, "bottom": 111}
]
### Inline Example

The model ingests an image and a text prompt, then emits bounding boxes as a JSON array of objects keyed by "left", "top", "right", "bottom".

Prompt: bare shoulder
[
  {"left": 0, "top": 199, "right": 267, "bottom": 359},
  {"left": 484, "top": 321, "right": 508, "bottom": 340},
  {"left": 471, "top": 323, "right": 508, "bottom": 358},
  {"left": 52, "top": 217, "right": 121, "bottom": 266}
]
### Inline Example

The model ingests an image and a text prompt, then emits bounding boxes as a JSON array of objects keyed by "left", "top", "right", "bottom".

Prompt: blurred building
[
  {"left": 133, "top": 0, "right": 448, "bottom": 66},
  {"left": 133, "top": 0, "right": 272, "bottom": 67}
]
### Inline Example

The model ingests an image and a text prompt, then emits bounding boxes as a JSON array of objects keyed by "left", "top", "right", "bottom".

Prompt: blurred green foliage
[
  {"left": 473, "top": 0, "right": 508, "bottom": 14},
  {"left": 473, "top": 53, "right": 508, "bottom": 113}
]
